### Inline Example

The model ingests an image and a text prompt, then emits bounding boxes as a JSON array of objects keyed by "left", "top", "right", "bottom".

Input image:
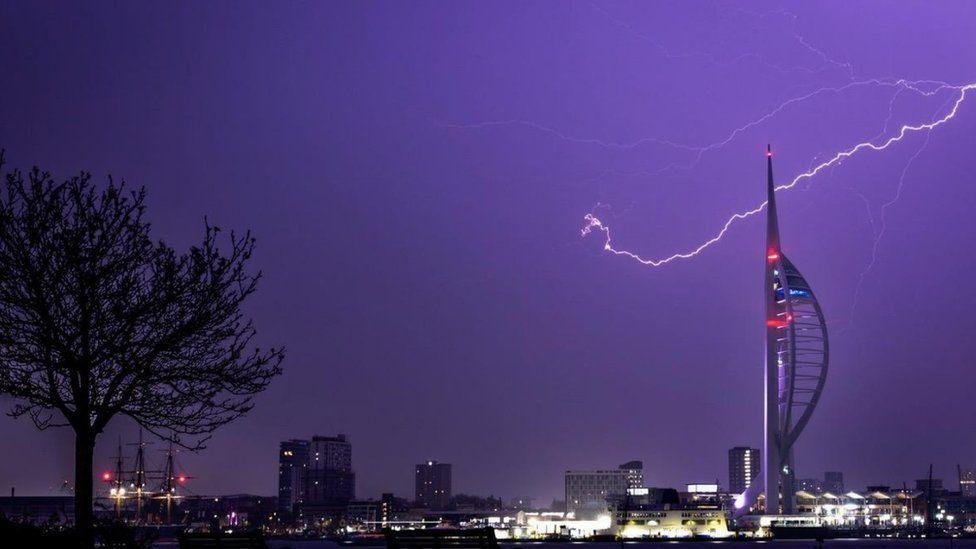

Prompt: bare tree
[{"left": 0, "top": 155, "right": 283, "bottom": 545}]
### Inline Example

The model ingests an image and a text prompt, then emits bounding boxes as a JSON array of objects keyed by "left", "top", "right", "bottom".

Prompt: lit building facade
[
  {"left": 474, "top": 508, "right": 729, "bottom": 540},
  {"left": 794, "top": 489, "right": 923, "bottom": 527},
  {"left": 565, "top": 468, "right": 630, "bottom": 515},
  {"left": 679, "top": 484, "right": 725, "bottom": 509},
  {"left": 278, "top": 439, "right": 310, "bottom": 516},
  {"left": 346, "top": 493, "right": 409, "bottom": 531},
  {"left": 415, "top": 461, "right": 452, "bottom": 509},
  {"left": 615, "top": 508, "right": 730, "bottom": 539},
  {"left": 961, "top": 468, "right": 976, "bottom": 497},
  {"left": 728, "top": 447, "right": 760, "bottom": 495},
  {"left": 618, "top": 461, "right": 645, "bottom": 490},
  {"left": 797, "top": 478, "right": 824, "bottom": 494},
  {"left": 305, "top": 434, "right": 355, "bottom": 519}
]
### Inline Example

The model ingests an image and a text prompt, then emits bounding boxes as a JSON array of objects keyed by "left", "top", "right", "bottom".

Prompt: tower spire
[
  {"left": 766, "top": 144, "right": 780, "bottom": 253},
  {"left": 739, "top": 144, "right": 829, "bottom": 518}
]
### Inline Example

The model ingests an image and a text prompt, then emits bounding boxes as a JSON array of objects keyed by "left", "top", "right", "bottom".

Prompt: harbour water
[{"left": 262, "top": 541, "right": 976, "bottom": 549}]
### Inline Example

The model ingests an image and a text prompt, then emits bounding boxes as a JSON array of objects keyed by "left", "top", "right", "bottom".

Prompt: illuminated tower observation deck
[{"left": 740, "top": 146, "right": 830, "bottom": 516}]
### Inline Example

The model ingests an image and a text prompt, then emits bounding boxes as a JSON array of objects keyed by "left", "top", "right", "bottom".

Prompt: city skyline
[{"left": 2, "top": 1, "right": 976, "bottom": 506}]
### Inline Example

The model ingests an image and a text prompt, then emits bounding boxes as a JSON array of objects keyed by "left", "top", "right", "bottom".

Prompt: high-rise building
[
  {"left": 961, "top": 468, "right": 976, "bottom": 497},
  {"left": 306, "top": 434, "right": 355, "bottom": 510},
  {"left": 618, "top": 461, "right": 644, "bottom": 490},
  {"left": 278, "top": 439, "right": 310, "bottom": 515},
  {"left": 757, "top": 146, "right": 829, "bottom": 516},
  {"left": 565, "top": 468, "right": 630, "bottom": 515},
  {"left": 824, "top": 471, "right": 844, "bottom": 494},
  {"left": 415, "top": 461, "right": 452, "bottom": 509},
  {"left": 728, "top": 447, "right": 760, "bottom": 495}
]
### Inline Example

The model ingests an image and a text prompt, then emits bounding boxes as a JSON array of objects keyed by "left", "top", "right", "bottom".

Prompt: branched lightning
[
  {"left": 588, "top": 2, "right": 848, "bottom": 79},
  {"left": 439, "top": 4, "right": 974, "bottom": 306},
  {"left": 844, "top": 115, "right": 936, "bottom": 329},
  {"left": 438, "top": 119, "right": 698, "bottom": 151},
  {"left": 581, "top": 82, "right": 976, "bottom": 267},
  {"left": 443, "top": 78, "right": 954, "bottom": 175}
]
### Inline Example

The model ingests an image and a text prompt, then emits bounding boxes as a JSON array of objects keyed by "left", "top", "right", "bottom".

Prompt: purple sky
[{"left": 2, "top": 1, "right": 976, "bottom": 504}]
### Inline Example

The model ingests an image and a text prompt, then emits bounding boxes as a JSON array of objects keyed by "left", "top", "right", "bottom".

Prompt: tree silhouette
[{"left": 0, "top": 155, "right": 283, "bottom": 545}]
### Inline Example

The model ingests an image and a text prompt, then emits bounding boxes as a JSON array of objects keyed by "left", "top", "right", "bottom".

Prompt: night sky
[{"left": 2, "top": 1, "right": 976, "bottom": 504}]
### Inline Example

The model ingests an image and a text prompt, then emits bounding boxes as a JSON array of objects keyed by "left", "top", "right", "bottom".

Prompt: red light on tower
[
  {"left": 178, "top": 476, "right": 187, "bottom": 484},
  {"left": 102, "top": 472, "right": 112, "bottom": 482},
  {"left": 767, "top": 250, "right": 779, "bottom": 261}
]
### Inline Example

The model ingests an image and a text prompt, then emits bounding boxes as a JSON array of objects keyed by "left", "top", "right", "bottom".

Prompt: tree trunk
[{"left": 74, "top": 429, "right": 96, "bottom": 548}]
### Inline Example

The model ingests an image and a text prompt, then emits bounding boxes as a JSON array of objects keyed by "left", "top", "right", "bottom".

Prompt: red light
[
  {"left": 178, "top": 476, "right": 187, "bottom": 484},
  {"left": 767, "top": 252, "right": 779, "bottom": 261},
  {"left": 102, "top": 472, "right": 112, "bottom": 481},
  {"left": 767, "top": 151, "right": 772, "bottom": 157}
]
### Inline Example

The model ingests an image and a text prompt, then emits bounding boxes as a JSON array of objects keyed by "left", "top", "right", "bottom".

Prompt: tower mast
[
  {"left": 113, "top": 437, "right": 125, "bottom": 520},
  {"left": 131, "top": 429, "right": 148, "bottom": 522},
  {"left": 162, "top": 443, "right": 175, "bottom": 524}
]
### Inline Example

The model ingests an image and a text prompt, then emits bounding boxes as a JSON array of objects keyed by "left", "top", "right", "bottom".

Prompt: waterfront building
[
  {"left": 797, "top": 478, "right": 824, "bottom": 494},
  {"left": 509, "top": 496, "right": 535, "bottom": 510},
  {"left": 564, "top": 460, "right": 643, "bottom": 516},
  {"left": 794, "top": 489, "right": 922, "bottom": 527},
  {"left": 346, "top": 493, "right": 410, "bottom": 531},
  {"left": 0, "top": 496, "right": 74, "bottom": 524},
  {"left": 961, "top": 467, "right": 976, "bottom": 497},
  {"left": 304, "top": 434, "right": 356, "bottom": 521},
  {"left": 181, "top": 494, "right": 277, "bottom": 530},
  {"left": 915, "top": 477, "right": 946, "bottom": 498},
  {"left": 619, "top": 461, "right": 644, "bottom": 490},
  {"left": 278, "top": 439, "right": 309, "bottom": 516},
  {"left": 415, "top": 460, "right": 452, "bottom": 509},
  {"left": 824, "top": 471, "right": 844, "bottom": 494},
  {"left": 565, "top": 469, "right": 629, "bottom": 516},
  {"left": 728, "top": 447, "right": 760, "bottom": 495}
]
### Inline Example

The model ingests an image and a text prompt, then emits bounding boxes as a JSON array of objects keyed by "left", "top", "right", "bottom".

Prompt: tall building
[
  {"left": 618, "top": 461, "right": 644, "bottom": 490},
  {"left": 415, "top": 461, "right": 452, "bottom": 509},
  {"left": 824, "top": 471, "right": 844, "bottom": 494},
  {"left": 305, "top": 434, "right": 355, "bottom": 511},
  {"left": 565, "top": 468, "right": 630, "bottom": 515},
  {"left": 278, "top": 439, "right": 310, "bottom": 515},
  {"left": 961, "top": 468, "right": 976, "bottom": 497},
  {"left": 728, "top": 447, "right": 760, "bottom": 495},
  {"left": 756, "top": 146, "right": 829, "bottom": 515}
]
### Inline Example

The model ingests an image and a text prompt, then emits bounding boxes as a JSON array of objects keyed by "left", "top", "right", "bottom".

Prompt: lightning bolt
[
  {"left": 443, "top": 77, "right": 955, "bottom": 180},
  {"left": 733, "top": 5, "right": 855, "bottom": 79},
  {"left": 588, "top": 2, "right": 850, "bottom": 79},
  {"left": 581, "top": 82, "right": 976, "bottom": 267},
  {"left": 843, "top": 112, "right": 938, "bottom": 330}
]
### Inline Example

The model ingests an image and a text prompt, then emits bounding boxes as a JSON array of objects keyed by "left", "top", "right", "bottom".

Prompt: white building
[{"left": 565, "top": 469, "right": 629, "bottom": 515}]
